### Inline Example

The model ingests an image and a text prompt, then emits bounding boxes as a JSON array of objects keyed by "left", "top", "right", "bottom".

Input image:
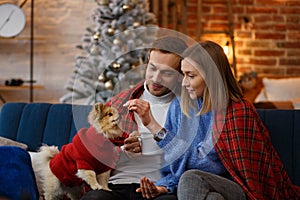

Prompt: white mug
[{"left": 139, "top": 132, "right": 161, "bottom": 155}]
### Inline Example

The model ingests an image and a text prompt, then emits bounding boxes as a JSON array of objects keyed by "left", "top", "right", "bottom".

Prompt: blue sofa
[
  {"left": 0, "top": 103, "right": 299, "bottom": 192},
  {"left": 0, "top": 102, "right": 92, "bottom": 151},
  {"left": 0, "top": 103, "right": 92, "bottom": 199}
]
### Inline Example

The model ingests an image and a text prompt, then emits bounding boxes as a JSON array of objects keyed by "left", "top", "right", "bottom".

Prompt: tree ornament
[
  {"left": 131, "top": 64, "right": 137, "bottom": 69},
  {"left": 90, "top": 44, "right": 100, "bottom": 55},
  {"left": 93, "top": 32, "right": 101, "bottom": 41},
  {"left": 110, "top": 61, "right": 121, "bottom": 72},
  {"left": 96, "top": 0, "right": 109, "bottom": 6},
  {"left": 133, "top": 21, "right": 141, "bottom": 28},
  {"left": 113, "top": 38, "right": 122, "bottom": 46},
  {"left": 98, "top": 73, "right": 106, "bottom": 82},
  {"left": 105, "top": 80, "right": 114, "bottom": 90},
  {"left": 107, "top": 27, "right": 115, "bottom": 36},
  {"left": 124, "top": 29, "right": 131, "bottom": 36},
  {"left": 122, "top": 4, "right": 131, "bottom": 12}
]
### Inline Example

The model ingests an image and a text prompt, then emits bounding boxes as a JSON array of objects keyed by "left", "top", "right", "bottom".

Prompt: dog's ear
[
  {"left": 94, "top": 103, "right": 105, "bottom": 119},
  {"left": 95, "top": 103, "right": 104, "bottom": 112}
]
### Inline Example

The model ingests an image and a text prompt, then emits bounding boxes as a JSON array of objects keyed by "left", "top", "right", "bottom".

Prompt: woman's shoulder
[
  {"left": 227, "top": 98, "right": 257, "bottom": 116},
  {"left": 167, "top": 96, "right": 178, "bottom": 106},
  {"left": 230, "top": 98, "right": 254, "bottom": 109},
  {"left": 222, "top": 99, "right": 262, "bottom": 133},
  {"left": 168, "top": 97, "right": 182, "bottom": 115}
]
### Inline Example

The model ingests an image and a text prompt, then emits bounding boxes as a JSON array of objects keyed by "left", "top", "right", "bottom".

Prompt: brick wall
[
  {"left": 152, "top": 0, "right": 300, "bottom": 77},
  {"left": 0, "top": 0, "right": 299, "bottom": 104}
]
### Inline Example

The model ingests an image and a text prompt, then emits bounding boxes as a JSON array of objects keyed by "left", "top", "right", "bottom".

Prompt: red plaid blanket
[{"left": 214, "top": 99, "right": 300, "bottom": 199}]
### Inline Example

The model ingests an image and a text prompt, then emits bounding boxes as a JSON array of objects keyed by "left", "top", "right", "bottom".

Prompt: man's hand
[
  {"left": 136, "top": 176, "right": 168, "bottom": 199},
  {"left": 123, "top": 99, "right": 152, "bottom": 126},
  {"left": 123, "top": 131, "right": 141, "bottom": 154},
  {"left": 123, "top": 99, "right": 162, "bottom": 134}
]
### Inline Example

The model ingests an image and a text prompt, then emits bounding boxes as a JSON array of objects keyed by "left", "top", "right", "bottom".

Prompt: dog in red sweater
[{"left": 31, "top": 103, "right": 123, "bottom": 200}]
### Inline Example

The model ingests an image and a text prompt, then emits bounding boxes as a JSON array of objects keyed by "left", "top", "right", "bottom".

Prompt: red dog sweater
[{"left": 49, "top": 126, "right": 118, "bottom": 187}]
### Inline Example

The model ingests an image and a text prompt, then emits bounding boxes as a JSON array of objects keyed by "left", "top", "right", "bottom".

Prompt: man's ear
[
  {"left": 177, "top": 77, "right": 183, "bottom": 83},
  {"left": 144, "top": 50, "right": 151, "bottom": 64},
  {"left": 177, "top": 71, "right": 184, "bottom": 83}
]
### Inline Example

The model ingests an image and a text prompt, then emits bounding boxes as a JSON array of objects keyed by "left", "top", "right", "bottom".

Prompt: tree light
[{"left": 223, "top": 41, "right": 229, "bottom": 55}]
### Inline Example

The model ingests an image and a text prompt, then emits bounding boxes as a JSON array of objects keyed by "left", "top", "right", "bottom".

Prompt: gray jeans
[{"left": 177, "top": 170, "right": 246, "bottom": 200}]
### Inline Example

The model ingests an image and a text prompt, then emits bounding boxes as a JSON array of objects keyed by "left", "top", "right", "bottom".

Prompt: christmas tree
[{"left": 60, "top": 0, "right": 157, "bottom": 104}]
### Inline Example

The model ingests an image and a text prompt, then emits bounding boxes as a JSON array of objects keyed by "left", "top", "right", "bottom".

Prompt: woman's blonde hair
[{"left": 181, "top": 41, "right": 243, "bottom": 116}]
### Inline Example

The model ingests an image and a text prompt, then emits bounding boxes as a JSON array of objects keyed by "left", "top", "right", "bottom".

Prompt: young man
[{"left": 81, "top": 36, "right": 187, "bottom": 200}]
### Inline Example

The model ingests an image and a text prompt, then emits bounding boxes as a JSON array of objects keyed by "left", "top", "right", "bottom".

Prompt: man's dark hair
[{"left": 150, "top": 36, "right": 188, "bottom": 56}]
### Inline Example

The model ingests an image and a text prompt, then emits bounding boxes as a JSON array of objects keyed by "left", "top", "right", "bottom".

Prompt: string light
[{"left": 223, "top": 41, "right": 229, "bottom": 55}]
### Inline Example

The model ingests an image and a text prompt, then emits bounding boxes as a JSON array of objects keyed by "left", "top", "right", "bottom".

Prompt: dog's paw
[
  {"left": 101, "top": 186, "right": 112, "bottom": 191},
  {"left": 90, "top": 183, "right": 102, "bottom": 190},
  {"left": 90, "top": 184, "right": 112, "bottom": 191}
]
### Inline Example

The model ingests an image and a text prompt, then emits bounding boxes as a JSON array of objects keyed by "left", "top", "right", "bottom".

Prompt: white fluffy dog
[{"left": 31, "top": 103, "right": 123, "bottom": 200}]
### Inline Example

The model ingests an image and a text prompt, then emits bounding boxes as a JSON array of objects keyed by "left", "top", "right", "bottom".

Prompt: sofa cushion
[
  {"left": 42, "top": 104, "right": 93, "bottom": 148},
  {"left": 293, "top": 110, "right": 300, "bottom": 187},
  {"left": 257, "top": 109, "right": 300, "bottom": 186},
  {"left": 0, "top": 102, "right": 26, "bottom": 140},
  {"left": 0, "top": 103, "right": 92, "bottom": 151},
  {"left": 16, "top": 103, "right": 52, "bottom": 151}
]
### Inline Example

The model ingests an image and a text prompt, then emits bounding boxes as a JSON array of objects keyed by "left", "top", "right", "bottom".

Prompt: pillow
[
  {"left": 0, "top": 136, "right": 28, "bottom": 150},
  {"left": 254, "top": 88, "right": 267, "bottom": 103},
  {"left": 262, "top": 78, "right": 300, "bottom": 101},
  {"left": 0, "top": 146, "right": 39, "bottom": 200},
  {"left": 292, "top": 97, "right": 300, "bottom": 109}
]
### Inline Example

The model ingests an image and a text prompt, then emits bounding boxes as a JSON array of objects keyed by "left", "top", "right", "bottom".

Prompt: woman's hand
[{"left": 136, "top": 176, "right": 168, "bottom": 199}]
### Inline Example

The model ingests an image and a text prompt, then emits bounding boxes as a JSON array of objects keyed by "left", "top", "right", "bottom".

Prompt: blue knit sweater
[{"left": 155, "top": 97, "right": 227, "bottom": 193}]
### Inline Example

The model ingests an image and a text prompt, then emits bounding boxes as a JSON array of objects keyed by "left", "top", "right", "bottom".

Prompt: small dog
[{"left": 31, "top": 103, "right": 123, "bottom": 200}]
